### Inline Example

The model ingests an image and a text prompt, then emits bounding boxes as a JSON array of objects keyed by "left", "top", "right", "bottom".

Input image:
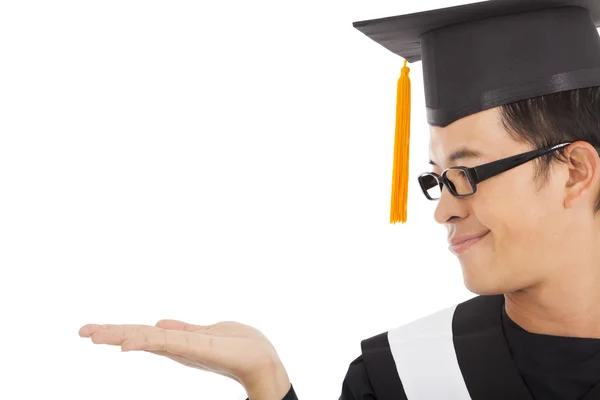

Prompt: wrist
[{"left": 244, "top": 361, "right": 291, "bottom": 400}]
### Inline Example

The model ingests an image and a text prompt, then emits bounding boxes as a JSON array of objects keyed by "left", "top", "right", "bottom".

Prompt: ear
[{"left": 564, "top": 141, "right": 600, "bottom": 209}]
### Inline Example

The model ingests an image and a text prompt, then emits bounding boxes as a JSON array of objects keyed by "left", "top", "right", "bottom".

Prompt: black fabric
[
  {"left": 277, "top": 294, "right": 600, "bottom": 400},
  {"left": 352, "top": 0, "right": 600, "bottom": 63},
  {"left": 281, "top": 384, "right": 297, "bottom": 400},
  {"left": 335, "top": 295, "right": 600, "bottom": 400},
  {"left": 245, "top": 383, "right": 297, "bottom": 400},
  {"left": 453, "top": 295, "right": 534, "bottom": 400},
  {"left": 352, "top": 1, "right": 600, "bottom": 127},
  {"left": 338, "top": 355, "right": 376, "bottom": 400},
  {"left": 360, "top": 331, "right": 408, "bottom": 400},
  {"left": 502, "top": 306, "right": 600, "bottom": 400}
]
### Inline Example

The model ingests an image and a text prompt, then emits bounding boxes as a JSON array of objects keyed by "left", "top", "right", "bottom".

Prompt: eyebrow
[{"left": 429, "top": 147, "right": 485, "bottom": 167}]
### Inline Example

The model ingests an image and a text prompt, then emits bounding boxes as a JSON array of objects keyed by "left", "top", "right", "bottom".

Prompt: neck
[
  {"left": 504, "top": 258, "right": 600, "bottom": 339},
  {"left": 502, "top": 214, "right": 600, "bottom": 338}
]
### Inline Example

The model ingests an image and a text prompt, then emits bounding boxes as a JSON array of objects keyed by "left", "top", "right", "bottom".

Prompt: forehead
[{"left": 428, "top": 107, "right": 514, "bottom": 165}]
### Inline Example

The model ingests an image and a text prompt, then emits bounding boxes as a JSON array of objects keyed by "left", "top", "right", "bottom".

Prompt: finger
[
  {"left": 155, "top": 319, "right": 214, "bottom": 332},
  {"left": 124, "top": 328, "right": 186, "bottom": 352},
  {"left": 155, "top": 320, "right": 252, "bottom": 338},
  {"left": 87, "top": 325, "right": 224, "bottom": 364},
  {"left": 80, "top": 324, "right": 116, "bottom": 337},
  {"left": 86, "top": 326, "right": 158, "bottom": 349},
  {"left": 90, "top": 329, "right": 127, "bottom": 346},
  {"left": 126, "top": 328, "right": 220, "bottom": 363},
  {"left": 80, "top": 324, "right": 155, "bottom": 337}
]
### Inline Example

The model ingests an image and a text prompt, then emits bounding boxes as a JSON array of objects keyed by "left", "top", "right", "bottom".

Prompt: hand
[{"left": 79, "top": 319, "right": 291, "bottom": 400}]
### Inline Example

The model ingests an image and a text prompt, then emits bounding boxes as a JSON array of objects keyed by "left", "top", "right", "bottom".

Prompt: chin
[
  {"left": 456, "top": 234, "right": 509, "bottom": 295},
  {"left": 460, "top": 255, "right": 533, "bottom": 296},
  {"left": 462, "top": 276, "right": 506, "bottom": 295},
  {"left": 459, "top": 256, "right": 506, "bottom": 296}
]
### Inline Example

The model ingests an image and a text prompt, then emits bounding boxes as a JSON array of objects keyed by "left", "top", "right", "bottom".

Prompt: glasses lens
[
  {"left": 419, "top": 173, "right": 442, "bottom": 199},
  {"left": 444, "top": 169, "right": 474, "bottom": 196}
]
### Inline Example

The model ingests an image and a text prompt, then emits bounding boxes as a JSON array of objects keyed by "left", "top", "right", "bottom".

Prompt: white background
[{"left": 0, "top": 1, "right": 480, "bottom": 399}]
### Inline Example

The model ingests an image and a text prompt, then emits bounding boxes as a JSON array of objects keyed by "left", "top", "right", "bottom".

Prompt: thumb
[{"left": 155, "top": 319, "right": 214, "bottom": 332}]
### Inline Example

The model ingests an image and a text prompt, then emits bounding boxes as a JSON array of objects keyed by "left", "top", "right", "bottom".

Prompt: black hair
[{"left": 498, "top": 86, "right": 600, "bottom": 214}]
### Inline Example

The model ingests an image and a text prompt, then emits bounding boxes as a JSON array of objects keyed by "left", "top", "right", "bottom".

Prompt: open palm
[{"left": 79, "top": 319, "right": 290, "bottom": 397}]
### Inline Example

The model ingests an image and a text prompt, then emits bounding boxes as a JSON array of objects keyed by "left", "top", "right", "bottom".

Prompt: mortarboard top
[{"left": 352, "top": 0, "right": 600, "bottom": 224}]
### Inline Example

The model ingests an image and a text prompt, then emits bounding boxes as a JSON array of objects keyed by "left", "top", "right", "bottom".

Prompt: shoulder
[
  {"left": 340, "top": 354, "right": 374, "bottom": 400},
  {"left": 361, "top": 300, "right": 459, "bottom": 351},
  {"left": 362, "top": 294, "right": 501, "bottom": 349},
  {"left": 356, "top": 295, "right": 503, "bottom": 399},
  {"left": 355, "top": 304, "right": 459, "bottom": 400}
]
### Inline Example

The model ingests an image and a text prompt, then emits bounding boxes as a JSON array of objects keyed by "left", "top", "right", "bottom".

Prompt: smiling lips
[{"left": 448, "top": 230, "right": 491, "bottom": 254}]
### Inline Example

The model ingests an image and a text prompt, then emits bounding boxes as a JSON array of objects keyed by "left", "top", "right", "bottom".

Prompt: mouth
[{"left": 449, "top": 231, "right": 490, "bottom": 255}]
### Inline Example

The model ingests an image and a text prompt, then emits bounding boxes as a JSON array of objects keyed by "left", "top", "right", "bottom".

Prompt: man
[{"left": 79, "top": 0, "right": 600, "bottom": 399}]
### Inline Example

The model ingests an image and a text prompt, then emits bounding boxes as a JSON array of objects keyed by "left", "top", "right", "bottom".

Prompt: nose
[{"left": 433, "top": 185, "right": 469, "bottom": 224}]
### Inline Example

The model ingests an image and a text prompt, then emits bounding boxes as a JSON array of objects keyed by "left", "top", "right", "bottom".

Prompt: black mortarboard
[{"left": 352, "top": 0, "right": 600, "bottom": 224}]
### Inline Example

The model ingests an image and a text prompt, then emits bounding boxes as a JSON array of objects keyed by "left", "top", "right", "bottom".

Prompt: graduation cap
[{"left": 352, "top": 0, "right": 600, "bottom": 224}]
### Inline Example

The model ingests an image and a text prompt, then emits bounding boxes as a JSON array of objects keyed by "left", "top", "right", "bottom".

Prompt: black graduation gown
[
  {"left": 501, "top": 303, "right": 600, "bottom": 399},
  {"left": 343, "top": 294, "right": 600, "bottom": 400},
  {"left": 265, "top": 294, "right": 600, "bottom": 400}
]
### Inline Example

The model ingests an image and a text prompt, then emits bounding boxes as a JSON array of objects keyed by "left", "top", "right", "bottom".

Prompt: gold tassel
[{"left": 390, "top": 59, "right": 411, "bottom": 224}]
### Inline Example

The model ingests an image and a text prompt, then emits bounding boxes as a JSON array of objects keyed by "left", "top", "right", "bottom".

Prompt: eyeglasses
[{"left": 418, "top": 142, "right": 600, "bottom": 200}]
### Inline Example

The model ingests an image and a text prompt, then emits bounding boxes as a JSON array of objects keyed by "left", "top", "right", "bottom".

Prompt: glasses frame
[{"left": 418, "top": 142, "right": 600, "bottom": 201}]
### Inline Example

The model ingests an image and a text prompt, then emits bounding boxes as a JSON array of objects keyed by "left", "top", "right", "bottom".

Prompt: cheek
[
  {"left": 473, "top": 177, "right": 562, "bottom": 251},
  {"left": 473, "top": 185, "right": 542, "bottom": 243}
]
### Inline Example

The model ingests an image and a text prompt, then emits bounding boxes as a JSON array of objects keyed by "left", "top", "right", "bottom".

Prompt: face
[{"left": 428, "top": 107, "right": 575, "bottom": 295}]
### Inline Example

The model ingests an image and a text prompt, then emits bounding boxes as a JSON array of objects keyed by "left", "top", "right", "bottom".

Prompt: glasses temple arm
[{"left": 471, "top": 144, "right": 570, "bottom": 184}]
